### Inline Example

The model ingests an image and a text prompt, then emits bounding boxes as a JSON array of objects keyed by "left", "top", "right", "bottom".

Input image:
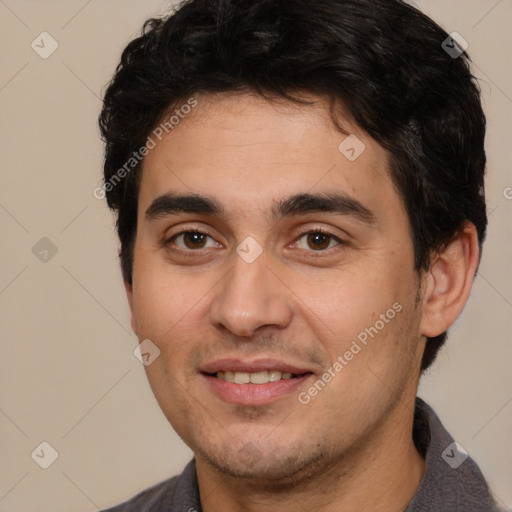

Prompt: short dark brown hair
[{"left": 99, "top": 0, "right": 487, "bottom": 371}]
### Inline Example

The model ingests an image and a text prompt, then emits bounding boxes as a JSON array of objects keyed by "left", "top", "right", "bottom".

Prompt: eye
[
  {"left": 295, "top": 231, "right": 342, "bottom": 251},
  {"left": 170, "top": 231, "right": 218, "bottom": 250}
]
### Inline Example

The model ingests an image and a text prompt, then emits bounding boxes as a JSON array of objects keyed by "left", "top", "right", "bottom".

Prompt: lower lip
[{"left": 202, "top": 374, "right": 312, "bottom": 406}]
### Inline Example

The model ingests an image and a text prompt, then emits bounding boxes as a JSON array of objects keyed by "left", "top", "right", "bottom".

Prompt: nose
[{"left": 209, "top": 251, "right": 293, "bottom": 338}]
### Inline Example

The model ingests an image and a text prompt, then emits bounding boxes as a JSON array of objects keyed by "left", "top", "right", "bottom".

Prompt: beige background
[{"left": 0, "top": 1, "right": 510, "bottom": 510}]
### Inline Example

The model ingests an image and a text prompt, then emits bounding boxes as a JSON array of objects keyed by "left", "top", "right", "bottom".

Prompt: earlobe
[
  {"left": 124, "top": 279, "right": 138, "bottom": 335},
  {"left": 419, "top": 222, "right": 480, "bottom": 338}
]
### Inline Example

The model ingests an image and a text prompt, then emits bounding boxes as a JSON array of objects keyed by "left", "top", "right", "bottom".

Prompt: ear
[
  {"left": 419, "top": 222, "right": 480, "bottom": 338},
  {"left": 124, "top": 279, "right": 139, "bottom": 335}
]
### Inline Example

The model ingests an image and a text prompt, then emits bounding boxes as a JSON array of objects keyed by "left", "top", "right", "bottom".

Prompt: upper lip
[{"left": 200, "top": 358, "right": 313, "bottom": 375}]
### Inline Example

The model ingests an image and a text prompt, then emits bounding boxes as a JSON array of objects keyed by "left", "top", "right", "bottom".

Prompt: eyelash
[
  {"left": 164, "top": 228, "right": 345, "bottom": 255},
  {"left": 294, "top": 228, "right": 344, "bottom": 251},
  {"left": 164, "top": 230, "right": 218, "bottom": 258}
]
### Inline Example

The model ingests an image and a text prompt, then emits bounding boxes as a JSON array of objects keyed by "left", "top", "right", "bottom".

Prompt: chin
[{"left": 198, "top": 442, "right": 331, "bottom": 490}]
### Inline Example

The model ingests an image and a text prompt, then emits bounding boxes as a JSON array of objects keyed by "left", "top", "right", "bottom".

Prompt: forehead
[{"left": 138, "top": 92, "right": 399, "bottom": 222}]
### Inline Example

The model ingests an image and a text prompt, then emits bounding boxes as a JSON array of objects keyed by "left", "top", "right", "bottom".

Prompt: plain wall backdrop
[{"left": 0, "top": 1, "right": 511, "bottom": 510}]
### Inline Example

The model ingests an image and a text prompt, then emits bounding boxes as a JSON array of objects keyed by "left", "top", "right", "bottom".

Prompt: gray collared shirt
[{"left": 102, "top": 398, "right": 501, "bottom": 511}]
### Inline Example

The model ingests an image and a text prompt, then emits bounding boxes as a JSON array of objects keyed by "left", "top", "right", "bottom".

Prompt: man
[{"left": 98, "top": 0, "right": 500, "bottom": 510}]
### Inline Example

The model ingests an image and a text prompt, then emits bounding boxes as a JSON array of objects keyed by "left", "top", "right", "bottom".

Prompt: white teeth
[
  {"left": 234, "top": 372, "right": 250, "bottom": 384},
  {"left": 250, "top": 371, "right": 269, "bottom": 384},
  {"left": 215, "top": 370, "right": 294, "bottom": 384},
  {"left": 268, "top": 371, "right": 282, "bottom": 382}
]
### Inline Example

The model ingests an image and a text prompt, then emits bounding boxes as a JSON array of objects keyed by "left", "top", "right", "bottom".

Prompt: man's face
[{"left": 128, "top": 92, "right": 426, "bottom": 483}]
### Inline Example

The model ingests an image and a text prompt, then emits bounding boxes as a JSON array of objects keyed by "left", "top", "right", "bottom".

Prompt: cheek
[
  {"left": 288, "top": 262, "right": 409, "bottom": 346},
  {"left": 132, "top": 253, "right": 205, "bottom": 335},
  {"left": 130, "top": 259, "right": 221, "bottom": 387},
  {"left": 132, "top": 271, "right": 170, "bottom": 336}
]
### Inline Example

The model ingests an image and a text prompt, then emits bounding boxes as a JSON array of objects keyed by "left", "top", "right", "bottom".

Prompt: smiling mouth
[
  {"left": 205, "top": 370, "right": 311, "bottom": 384},
  {"left": 201, "top": 367, "right": 314, "bottom": 406}
]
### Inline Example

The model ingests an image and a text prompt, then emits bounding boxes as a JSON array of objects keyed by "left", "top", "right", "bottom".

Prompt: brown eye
[
  {"left": 172, "top": 232, "right": 216, "bottom": 250},
  {"left": 307, "top": 233, "right": 331, "bottom": 250},
  {"left": 183, "top": 232, "right": 207, "bottom": 248},
  {"left": 296, "top": 231, "right": 341, "bottom": 251}
]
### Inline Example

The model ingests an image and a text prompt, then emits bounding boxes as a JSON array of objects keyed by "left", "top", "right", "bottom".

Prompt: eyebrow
[
  {"left": 145, "top": 194, "right": 224, "bottom": 220},
  {"left": 272, "top": 193, "right": 375, "bottom": 224},
  {"left": 145, "top": 192, "right": 375, "bottom": 225}
]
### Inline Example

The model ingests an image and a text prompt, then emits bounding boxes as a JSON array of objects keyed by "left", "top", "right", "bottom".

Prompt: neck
[{"left": 196, "top": 397, "right": 425, "bottom": 512}]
